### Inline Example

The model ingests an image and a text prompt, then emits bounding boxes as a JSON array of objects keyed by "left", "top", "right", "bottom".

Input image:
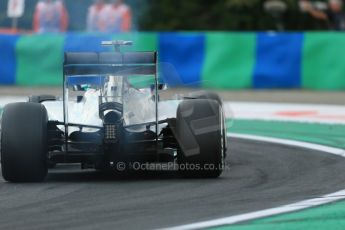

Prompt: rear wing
[{"left": 63, "top": 51, "right": 157, "bottom": 76}]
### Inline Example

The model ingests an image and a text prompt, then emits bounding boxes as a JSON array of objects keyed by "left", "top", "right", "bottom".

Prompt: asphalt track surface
[{"left": 1, "top": 138, "right": 345, "bottom": 229}]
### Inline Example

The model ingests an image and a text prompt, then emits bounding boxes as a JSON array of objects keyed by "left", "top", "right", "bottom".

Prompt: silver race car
[{"left": 0, "top": 41, "right": 227, "bottom": 182}]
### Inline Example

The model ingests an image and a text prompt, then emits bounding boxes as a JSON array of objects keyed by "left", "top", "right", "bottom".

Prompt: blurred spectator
[
  {"left": 103, "top": 0, "right": 132, "bottom": 33},
  {"left": 87, "top": 0, "right": 106, "bottom": 32},
  {"left": 300, "top": 0, "right": 345, "bottom": 30},
  {"left": 33, "top": 0, "right": 69, "bottom": 33}
]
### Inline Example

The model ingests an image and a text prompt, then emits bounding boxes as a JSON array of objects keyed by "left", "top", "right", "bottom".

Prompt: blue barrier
[
  {"left": 253, "top": 33, "right": 303, "bottom": 89},
  {"left": 159, "top": 33, "right": 205, "bottom": 86},
  {"left": 0, "top": 35, "right": 19, "bottom": 85}
]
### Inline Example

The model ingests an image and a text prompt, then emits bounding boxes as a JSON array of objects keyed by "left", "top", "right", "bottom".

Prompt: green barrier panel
[
  {"left": 202, "top": 33, "right": 255, "bottom": 89},
  {"left": 111, "top": 32, "right": 157, "bottom": 51},
  {"left": 16, "top": 34, "right": 64, "bottom": 86},
  {"left": 303, "top": 32, "right": 345, "bottom": 90}
]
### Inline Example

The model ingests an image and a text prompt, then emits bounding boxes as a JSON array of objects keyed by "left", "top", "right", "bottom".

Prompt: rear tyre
[
  {"left": 191, "top": 91, "right": 227, "bottom": 157},
  {"left": 28, "top": 95, "right": 57, "bottom": 169},
  {"left": 176, "top": 99, "right": 225, "bottom": 178},
  {"left": 1, "top": 102, "right": 48, "bottom": 182}
]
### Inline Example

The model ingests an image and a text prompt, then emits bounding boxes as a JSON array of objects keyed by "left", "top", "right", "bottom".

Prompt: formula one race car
[{"left": 0, "top": 41, "right": 227, "bottom": 182}]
